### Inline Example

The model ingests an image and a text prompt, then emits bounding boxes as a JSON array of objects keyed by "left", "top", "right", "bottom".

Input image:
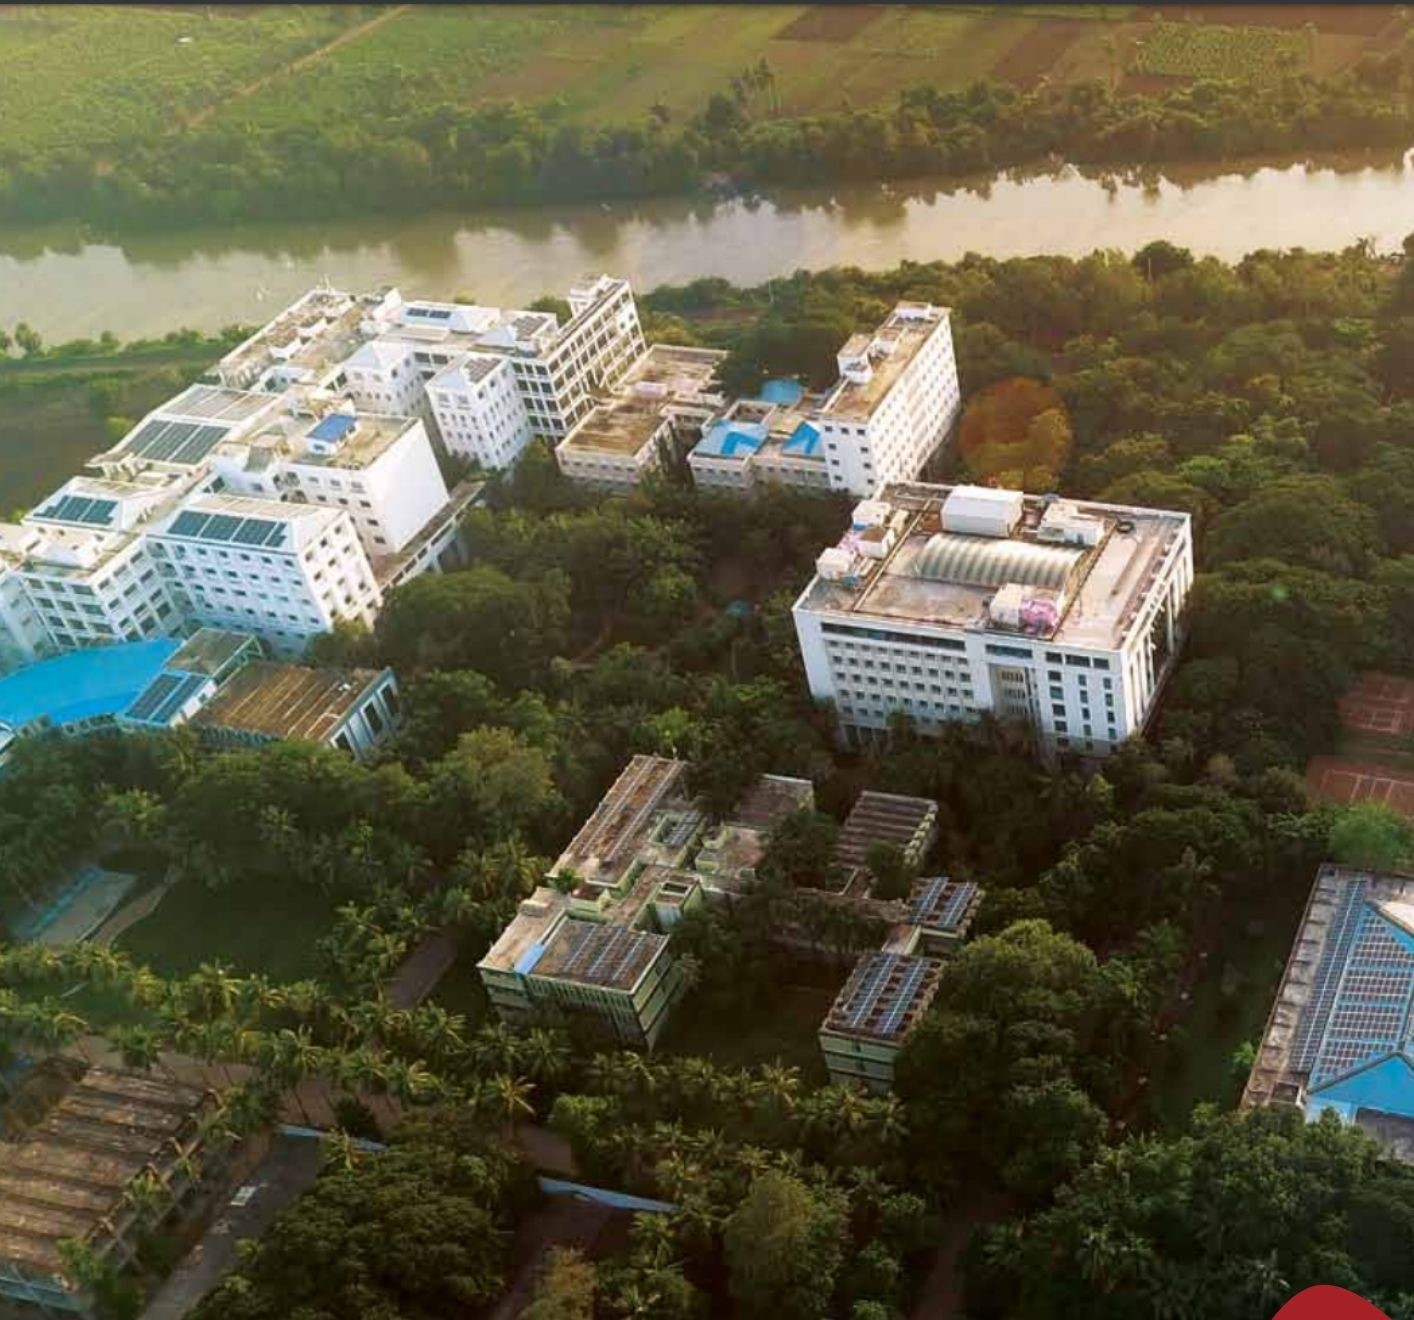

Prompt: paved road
[{"left": 141, "top": 1135, "right": 323, "bottom": 1320}]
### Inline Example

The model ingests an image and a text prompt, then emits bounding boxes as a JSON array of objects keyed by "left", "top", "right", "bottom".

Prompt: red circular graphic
[{"left": 1272, "top": 1285, "right": 1391, "bottom": 1320}]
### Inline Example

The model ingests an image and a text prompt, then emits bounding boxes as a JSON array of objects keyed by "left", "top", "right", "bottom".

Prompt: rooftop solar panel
[
  {"left": 161, "top": 511, "right": 286, "bottom": 550},
  {"left": 878, "top": 959, "right": 931, "bottom": 1036},
  {"left": 34, "top": 494, "right": 118, "bottom": 527},
  {"left": 124, "top": 673, "right": 183, "bottom": 724},
  {"left": 166, "top": 511, "right": 211, "bottom": 539},
  {"left": 146, "top": 671, "right": 207, "bottom": 726},
  {"left": 128, "top": 417, "right": 230, "bottom": 466}
]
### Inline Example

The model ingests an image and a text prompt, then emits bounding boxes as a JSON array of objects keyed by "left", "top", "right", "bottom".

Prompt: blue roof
[
  {"left": 0, "top": 640, "right": 181, "bottom": 734},
  {"left": 759, "top": 378, "right": 804, "bottom": 407},
  {"left": 309, "top": 412, "right": 357, "bottom": 444},
  {"left": 783, "top": 420, "right": 822, "bottom": 457},
  {"left": 694, "top": 420, "right": 767, "bottom": 461}
]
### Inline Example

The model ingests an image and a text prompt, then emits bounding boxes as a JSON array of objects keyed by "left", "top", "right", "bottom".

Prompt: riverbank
[{"left": 4, "top": 146, "right": 1412, "bottom": 344}]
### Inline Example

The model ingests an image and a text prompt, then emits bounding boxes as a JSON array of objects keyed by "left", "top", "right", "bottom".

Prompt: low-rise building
[
  {"left": 0, "top": 1060, "right": 216, "bottom": 1318},
  {"left": 793, "top": 482, "right": 1194, "bottom": 755},
  {"left": 478, "top": 755, "right": 814, "bottom": 1046},
  {"left": 836, "top": 790, "right": 939, "bottom": 876},
  {"left": 0, "top": 627, "right": 398, "bottom": 765},
  {"left": 818, "top": 951, "right": 943, "bottom": 1092},
  {"left": 556, "top": 344, "right": 726, "bottom": 490},
  {"left": 1243, "top": 864, "right": 1414, "bottom": 1161},
  {"left": 820, "top": 876, "right": 984, "bottom": 1090},
  {"left": 191, "top": 659, "right": 400, "bottom": 761}
]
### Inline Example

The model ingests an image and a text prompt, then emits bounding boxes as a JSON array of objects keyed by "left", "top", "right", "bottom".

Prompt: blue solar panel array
[
  {"left": 124, "top": 670, "right": 207, "bottom": 726},
  {"left": 34, "top": 494, "right": 118, "bottom": 527},
  {"left": 165, "top": 510, "right": 287, "bottom": 549},
  {"left": 1292, "top": 879, "right": 1370, "bottom": 1071},
  {"left": 909, "top": 878, "right": 977, "bottom": 932},
  {"left": 1308, "top": 905, "right": 1414, "bottom": 1089},
  {"left": 127, "top": 418, "right": 230, "bottom": 466}
]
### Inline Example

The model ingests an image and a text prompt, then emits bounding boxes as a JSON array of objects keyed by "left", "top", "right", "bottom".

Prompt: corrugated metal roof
[
  {"left": 908, "top": 533, "right": 1081, "bottom": 591},
  {"left": 0, "top": 640, "right": 180, "bottom": 735}
]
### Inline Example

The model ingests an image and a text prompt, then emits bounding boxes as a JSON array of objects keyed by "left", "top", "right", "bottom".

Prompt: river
[{"left": 3, "top": 150, "right": 1414, "bottom": 343}]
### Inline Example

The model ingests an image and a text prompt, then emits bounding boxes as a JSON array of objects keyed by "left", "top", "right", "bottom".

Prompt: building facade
[{"left": 792, "top": 483, "right": 1194, "bottom": 756}]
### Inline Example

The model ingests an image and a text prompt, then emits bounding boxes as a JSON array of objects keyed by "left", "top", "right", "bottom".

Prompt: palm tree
[
  {"left": 481, "top": 1073, "right": 535, "bottom": 1140},
  {"left": 521, "top": 1028, "right": 572, "bottom": 1087},
  {"left": 186, "top": 962, "right": 242, "bottom": 1022},
  {"left": 110, "top": 1025, "right": 166, "bottom": 1078}
]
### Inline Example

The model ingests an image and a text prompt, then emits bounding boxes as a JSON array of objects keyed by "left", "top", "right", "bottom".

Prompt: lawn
[
  {"left": 660, "top": 982, "right": 839, "bottom": 1082},
  {"left": 0, "top": 5, "right": 358, "bottom": 151},
  {"left": 1152, "top": 884, "right": 1308, "bottom": 1131},
  {"left": 116, "top": 873, "right": 338, "bottom": 984}
]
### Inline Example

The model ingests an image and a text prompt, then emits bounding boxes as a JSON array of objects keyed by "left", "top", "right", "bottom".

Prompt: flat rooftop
[
  {"left": 821, "top": 951, "right": 941, "bottom": 1043},
  {"left": 191, "top": 660, "right": 382, "bottom": 743},
  {"left": 1244, "top": 865, "right": 1414, "bottom": 1121},
  {"left": 234, "top": 408, "right": 417, "bottom": 473},
  {"left": 907, "top": 877, "right": 983, "bottom": 934},
  {"left": 548, "top": 755, "right": 694, "bottom": 890},
  {"left": 527, "top": 917, "right": 669, "bottom": 991},
  {"left": 727, "top": 773, "right": 814, "bottom": 831},
  {"left": 819, "top": 304, "right": 946, "bottom": 423},
  {"left": 0, "top": 1063, "right": 209, "bottom": 1276},
  {"left": 799, "top": 482, "right": 1189, "bottom": 652},
  {"left": 165, "top": 627, "right": 258, "bottom": 678},
  {"left": 837, "top": 790, "right": 938, "bottom": 870},
  {"left": 561, "top": 397, "right": 669, "bottom": 456}
]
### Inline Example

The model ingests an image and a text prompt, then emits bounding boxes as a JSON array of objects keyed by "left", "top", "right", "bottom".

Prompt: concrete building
[
  {"left": 836, "top": 790, "right": 939, "bottom": 876},
  {"left": 820, "top": 876, "right": 983, "bottom": 1091},
  {"left": 818, "top": 951, "right": 942, "bottom": 1092},
  {"left": 792, "top": 482, "right": 1194, "bottom": 755},
  {"left": 191, "top": 659, "right": 400, "bottom": 762},
  {"left": 1243, "top": 865, "right": 1414, "bottom": 1162},
  {"left": 682, "top": 303, "right": 959, "bottom": 499},
  {"left": 813, "top": 303, "right": 959, "bottom": 497},
  {"left": 146, "top": 494, "right": 380, "bottom": 657},
  {"left": 0, "top": 364, "right": 475, "bottom": 666},
  {"left": 0, "top": 626, "right": 398, "bottom": 765},
  {"left": 556, "top": 344, "right": 726, "bottom": 490},
  {"left": 0, "top": 1060, "right": 216, "bottom": 1317},
  {"left": 478, "top": 755, "right": 818, "bottom": 1046},
  {"left": 217, "top": 276, "right": 647, "bottom": 473}
]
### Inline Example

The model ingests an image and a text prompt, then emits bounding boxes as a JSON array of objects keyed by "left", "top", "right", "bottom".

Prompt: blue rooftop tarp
[
  {"left": 758, "top": 378, "right": 804, "bottom": 407},
  {"left": 0, "top": 639, "right": 180, "bottom": 734},
  {"left": 694, "top": 420, "right": 767, "bottom": 461},
  {"left": 783, "top": 420, "right": 822, "bottom": 457}
]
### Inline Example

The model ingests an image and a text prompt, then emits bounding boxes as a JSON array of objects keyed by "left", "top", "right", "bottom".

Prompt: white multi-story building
[
  {"left": 682, "top": 303, "right": 959, "bottom": 499},
  {"left": 146, "top": 494, "right": 381, "bottom": 657},
  {"left": 215, "top": 276, "right": 647, "bottom": 474},
  {"left": 792, "top": 483, "right": 1193, "bottom": 756},
  {"left": 210, "top": 405, "right": 450, "bottom": 558}
]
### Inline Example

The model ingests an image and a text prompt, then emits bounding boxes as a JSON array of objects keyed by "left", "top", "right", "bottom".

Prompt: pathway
[
  {"left": 909, "top": 1191, "right": 1012, "bottom": 1320},
  {"left": 388, "top": 930, "right": 460, "bottom": 1009},
  {"left": 140, "top": 1134, "right": 323, "bottom": 1320}
]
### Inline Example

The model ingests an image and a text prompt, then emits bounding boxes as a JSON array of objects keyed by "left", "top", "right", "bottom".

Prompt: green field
[
  {"left": 0, "top": 6, "right": 358, "bottom": 151},
  {"left": 116, "top": 873, "right": 338, "bottom": 984},
  {"left": 1134, "top": 20, "right": 1307, "bottom": 80},
  {"left": 3, "top": 4, "right": 1274, "bottom": 160}
]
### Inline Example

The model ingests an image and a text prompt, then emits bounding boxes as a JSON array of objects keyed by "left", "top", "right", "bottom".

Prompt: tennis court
[
  {"left": 1306, "top": 756, "right": 1414, "bottom": 817},
  {"left": 1338, "top": 672, "right": 1414, "bottom": 739}
]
